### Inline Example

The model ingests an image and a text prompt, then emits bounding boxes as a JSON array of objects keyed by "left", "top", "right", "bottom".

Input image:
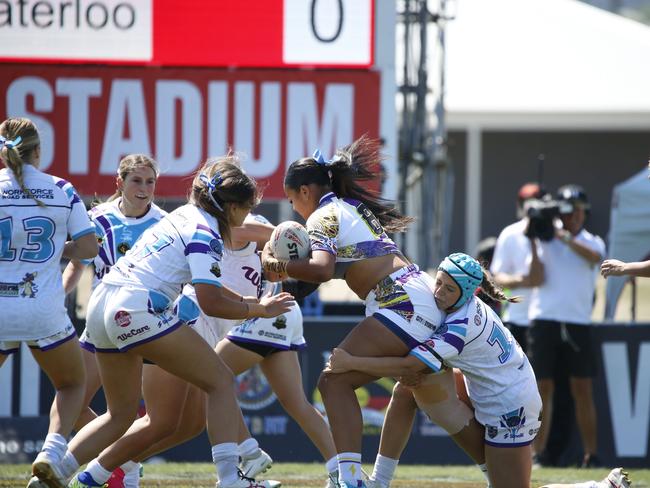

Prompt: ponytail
[{"left": 0, "top": 118, "right": 44, "bottom": 206}]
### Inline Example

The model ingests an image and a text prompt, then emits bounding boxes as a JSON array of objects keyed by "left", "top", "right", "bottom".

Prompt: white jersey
[
  {"left": 84, "top": 199, "right": 166, "bottom": 287},
  {"left": 410, "top": 295, "right": 539, "bottom": 425},
  {"left": 103, "top": 203, "right": 224, "bottom": 301},
  {"left": 307, "top": 192, "right": 403, "bottom": 278},
  {"left": 0, "top": 165, "right": 94, "bottom": 340},
  {"left": 490, "top": 218, "right": 535, "bottom": 326},
  {"left": 182, "top": 239, "right": 263, "bottom": 338}
]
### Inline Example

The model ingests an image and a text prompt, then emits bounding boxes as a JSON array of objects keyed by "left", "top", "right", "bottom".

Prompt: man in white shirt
[
  {"left": 490, "top": 183, "right": 545, "bottom": 353},
  {"left": 527, "top": 185, "right": 606, "bottom": 469}
]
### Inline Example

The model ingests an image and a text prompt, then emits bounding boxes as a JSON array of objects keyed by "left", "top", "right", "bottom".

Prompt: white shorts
[
  {"left": 84, "top": 283, "right": 185, "bottom": 352},
  {"left": 365, "top": 265, "right": 443, "bottom": 348},
  {"left": 0, "top": 322, "right": 77, "bottom": 355},
  {"left": 478, "top": 384, "right": 542, "bottom": 447},
  {"left": 227, "top": 304, "right": 306, "bottom": 355}
]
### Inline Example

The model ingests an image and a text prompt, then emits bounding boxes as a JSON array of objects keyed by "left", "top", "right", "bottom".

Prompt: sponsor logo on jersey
[
  {"left": 272, "top": 315, "right": 287, "bottom": 330},
  {"left": 209, "top": 238, "right": 223, "bottom": 257},
  {"left": 486, "top": 424, "right": 498, "bottom": 439},
  {"left": 114, "top": 310, "right": 132, "bottom": 328},
  {"left": 117, "top": 325, "right": 151, "bottom": 342},
  {"left": 0, "top": 272, "right": 39, "bottom": 298},
  {"left": 210, "top": 261, "right": 221, "bottom": 278},
  {"left": 415, "top": 314, "right": 436, "bottom": 331}
]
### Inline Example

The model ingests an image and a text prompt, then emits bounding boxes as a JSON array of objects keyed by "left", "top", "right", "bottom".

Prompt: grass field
[{"left": 1, "top": 463, "right": 649, "bottom": 488}]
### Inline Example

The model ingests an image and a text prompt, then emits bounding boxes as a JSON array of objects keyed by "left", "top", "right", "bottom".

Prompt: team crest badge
[
  {"left": 210, "top": 262, "right": 221, "bottom": 278},
  {"left": 114, "top": 310, "right": 132, "bottom": 328},
  {"left": 118, "top": 242, "right": 130, "bottom": 255},
  {"left": 486, "top": 424, "right": 498, "bottom": 439},
  {"left": 272, "top": 315, "right": 287, "bottom": 330},
  {"left": 500, "top": 407, "right": 526, "bottom": 439}
]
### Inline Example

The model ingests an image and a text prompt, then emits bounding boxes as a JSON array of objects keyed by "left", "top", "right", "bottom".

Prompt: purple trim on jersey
[
  {"left": 394, "top": 264, "right": 420, "bottom": 284},
  {"left": 94, "top": 346, "right": 121, "bottom": 353},
  {"left": 79, "top": 340, "right": 96, "bottom": 353},
  {"left": 119, "top": 320, "right": 184, "bottom": 352},
  {"left": 447, "top": 318, "right": 469, "bottom": 325},
  {"left": 310, "top": 243, "right": 336, "bottom": 255},
  {"left": 0, "top": 346, "right": 20, "bottom": 355},
  {"left": 184, "top": 242, "right": 212, "bottom": 255},
  {"left": 227, "top": 335, "right": 291, "bottom": 350},
  {"left": 442, "top": 333, "right": 465, "bottom": 354},
  {"left": 95, "top": 215, "right": 116, "bottom": 263},
  {"left": 290, "top": 343, "right": 307, "bottom": 351},
  {"left": 317, "top": 192, "right": 336, "bottom": 208},
  {"left": 373, "top": 312, "right": 420, "bottom": 349},
  {"left": 484, "top": 439, "right": 534, "bottom": 448},
  {"left": 97, "top": 247, "right": 112, "bottom": 267},
  {"left": 196, "top": 223, "right": 220, "bottom": 239},
  {"left": 29, "top": 330, "right": 76, "bottom": 351},
  {"left": 55, "top": 179, "right": 68, "bottom": 189}
]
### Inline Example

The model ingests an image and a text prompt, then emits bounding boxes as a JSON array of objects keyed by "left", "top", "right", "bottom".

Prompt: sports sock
[
  {"left": 238, "top": 438, "right": 260, "bottom": 459},
  {"left": 371, "top": 454, "right": 398, "bottom": 488},
  {"left": 83, "top": 459, "right": 112, "bottom": 485},
  {"left": 325, "top": 455, "right": 339, "bottom": 475},
  {"left": 212, "top": 442, "right": 239, "bottom": 486},
  {"left": 338, "top": 452, "right": 362, "bottom": 485}
]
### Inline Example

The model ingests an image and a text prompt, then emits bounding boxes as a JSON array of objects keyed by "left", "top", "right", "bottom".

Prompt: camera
[{"left": 524, "top": 196, "right": 573, "bottom": 241}]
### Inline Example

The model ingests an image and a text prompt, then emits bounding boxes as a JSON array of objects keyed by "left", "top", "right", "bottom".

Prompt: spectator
[
  {"left": 527, "top": 185, "right": 605, "bottom": 468},
  {"left": 490, "top": 183, "right": 545, "bottom": 353}
]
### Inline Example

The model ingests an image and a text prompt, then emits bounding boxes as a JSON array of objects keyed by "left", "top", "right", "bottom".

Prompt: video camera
[{"left": 524, "top": 196, "right": 573, "bottom": 241}]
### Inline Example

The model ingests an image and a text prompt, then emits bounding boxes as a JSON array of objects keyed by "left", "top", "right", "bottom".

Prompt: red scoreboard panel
[{"left": 0, "top": 0, "right": 374, "bottom": 68}]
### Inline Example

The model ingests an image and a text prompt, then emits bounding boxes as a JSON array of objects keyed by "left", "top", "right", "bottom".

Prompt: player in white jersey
[
  {"left": 326, "top": 253, "right": 541, "bottom": 488},
  {"left": 95, "top": 213, "right": 339, "bottom": 486},
  {"left": 261, "top": 136, "right": 454, "bottom": 488},
  {"left": 0, "top": 118, "right": 98, "bottom": 488},
  {"left": 48, "top": 157, "right": 293, "bottom": 488},
  {"left": 46, "top": 155, "right": 166, "bottom": 487}
]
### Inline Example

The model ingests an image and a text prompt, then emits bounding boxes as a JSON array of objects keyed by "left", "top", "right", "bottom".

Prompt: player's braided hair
[
  {"left": 0, "top": 118, "right": 44, "bottom": 206},
  {"left": 479, "top": 269, "right": 521, "bottom": 304},
  {"left": 284, "top": 135, "right": 414, "bottom": 233},
  {"left": 190, "top": 154, "right": 260, "bottom": 245}
]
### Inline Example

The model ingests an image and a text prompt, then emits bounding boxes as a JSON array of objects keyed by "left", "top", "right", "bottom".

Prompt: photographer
[
  {"left": 528, "top": 185, "right": 606, "bottom": 468},
  {"left": 490, "top": 183, "right": 545, "bottom": 352}
]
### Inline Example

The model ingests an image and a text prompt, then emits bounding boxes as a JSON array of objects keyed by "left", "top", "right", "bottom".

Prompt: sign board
[
  {"left": 0, "top": 0, "right": 373, "bottom": 68},
  {"left": 0, "top": 64, "right": 380, "bottom": 198}
]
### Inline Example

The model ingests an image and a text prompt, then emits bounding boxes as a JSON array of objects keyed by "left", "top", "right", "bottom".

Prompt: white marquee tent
[
  {"left": 437, "top": 0, "right": 650, "bottom": 251},
  {"left": 604, "top": 169, "right": 650, "bottom": 320}
]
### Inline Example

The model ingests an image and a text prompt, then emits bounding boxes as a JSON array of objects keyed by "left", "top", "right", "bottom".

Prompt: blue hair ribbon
[
  {"left": 199, "top": 172, "right": 224, "bottom": 211},
  {"left": 0, "top": 135, "right": 22, "bottom": 149}
]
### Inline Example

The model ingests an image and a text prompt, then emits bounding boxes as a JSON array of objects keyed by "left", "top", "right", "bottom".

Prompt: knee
[
  {"left": 391, "top": 383, "right": 417, "bottom": 407},
  {"left": 569, "top": 378, "right": 593, "bottom": 400},
  {"left": 200, "top": 368, "right": 235, "bottom": 395}
]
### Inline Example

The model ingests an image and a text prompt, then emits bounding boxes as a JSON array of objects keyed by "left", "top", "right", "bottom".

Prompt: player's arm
[
  {"left": 325, "top": 347, "right": 430, "bottom": 376},
  {"left": 63, "top": 233, "right": 98, "bottom": 260},
  {"left": 601, "top": 259, "right": 650, "bottom": 278},
  {"left": 62, "top": 259, "right": 87, "bottom": 294},
  {"left": 231, "top": 220, "right": 275, "bottom": 250},
  {"left": 194, "top": 283, "right": 294, "bottom": 320},
  {"left": 262, "top": 242, "right": 335, "bottom": 284}
]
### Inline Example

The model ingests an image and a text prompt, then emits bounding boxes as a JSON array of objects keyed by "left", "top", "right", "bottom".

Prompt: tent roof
[
  {"left": 604, "top": 168, "right": 650, "bottom": 319},
  {"left": 443, "top": 0, "right": 650, "bottom": 127}
]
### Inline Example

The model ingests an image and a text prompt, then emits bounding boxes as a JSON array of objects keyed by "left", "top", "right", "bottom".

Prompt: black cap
[{"left": 556, "top": 184, "right": 590, "bottom": 212}]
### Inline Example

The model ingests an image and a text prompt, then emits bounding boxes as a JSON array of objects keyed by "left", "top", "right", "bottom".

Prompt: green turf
[{"left": 1, "top": 463, "right": 648, "bottom": 488}]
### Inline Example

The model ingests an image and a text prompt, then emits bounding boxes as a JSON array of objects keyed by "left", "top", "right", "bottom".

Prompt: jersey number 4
[{"left": 0, "top": 216, "right": 56, "bottom": 263}]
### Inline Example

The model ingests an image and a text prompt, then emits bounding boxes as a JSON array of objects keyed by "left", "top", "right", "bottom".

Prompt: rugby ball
[{"left": 270, "top": 221, "right": 310, "bottom": 261}]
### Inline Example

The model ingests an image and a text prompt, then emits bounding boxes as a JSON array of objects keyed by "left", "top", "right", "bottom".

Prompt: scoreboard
[{"left": 0, "top": 0, "right": 373, "bottom": 68}]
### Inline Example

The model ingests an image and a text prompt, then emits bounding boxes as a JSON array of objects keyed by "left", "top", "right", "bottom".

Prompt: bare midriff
[{"left": 344, "top": 253, "right": 411, "bottom": 300}]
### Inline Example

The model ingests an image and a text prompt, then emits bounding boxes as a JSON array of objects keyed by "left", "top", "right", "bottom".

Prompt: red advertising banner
[
  {"left": 0, "top": 0, "right": 374, "bottom": 68},
  {"left": 0, "top": 64, "right": 380, "bottom": 198}
]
